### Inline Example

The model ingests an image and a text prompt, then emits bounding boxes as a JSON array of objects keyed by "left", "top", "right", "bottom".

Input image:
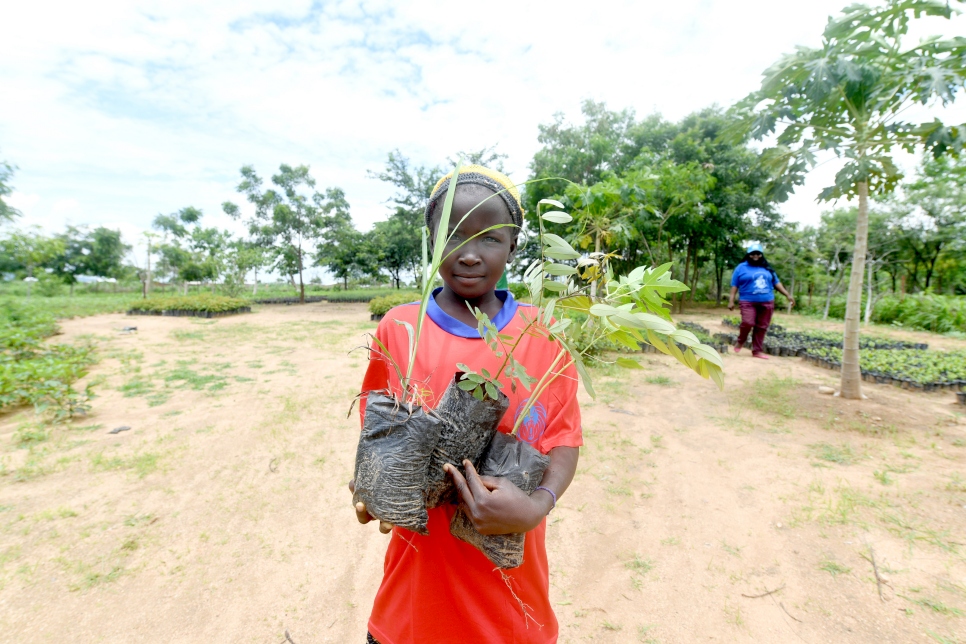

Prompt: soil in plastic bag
[
  {"left": 353, "top": 391, "right": 443, "bottom": 535},
  {"left": 424, "top": 374, "right": 509, "bottom": 509},
  {"left": 450, "top": 431, "right": 551, "bottom": 569}
]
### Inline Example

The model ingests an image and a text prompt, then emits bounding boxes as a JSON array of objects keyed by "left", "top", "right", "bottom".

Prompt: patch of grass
[
  {"left": 818, "top": 556, "right": 851, "bottom": 577},
  {"left": 602, "top": 621, "right": 623, "bottom": 631},
  {"left": 660, "top": 537, "right": 680, "bottom": 546},
  {"left": 747, "top": 377, "right": 797, "bottom": 418},
  {"left": 90, "top": 451, "right": 161, "bottom": 477},
  {"left": 808, "top": 442, "right": 856, "bottom": 465},
  {"left": 873, "top": 469, "right": 893, "bottom": 485},
  {"left": 721, "top": 540, "right": 743, "bottom": 557},
  {"left": 119, "top": 377, "right": 154, "bottom": 398},
  {"left": 13, "top": 422, "right": 49, "bottom": 447},
  {"left": 644, "top": 375, "right": 675, "bottom": 386},
  {"left": 903, "top": 596, "right": 965, "bottom": 616},
  {"left": 170, "top": 330, "right": 204, "bottom": 341},
  {"left": 650, "top": 435, "right": 664, "bottom": 449},
  {"left": 163, "top": 363, "right": 228, "bottom": 392},
  {"left": 624, "top": 553, "right": 654, "bottom": 574}
]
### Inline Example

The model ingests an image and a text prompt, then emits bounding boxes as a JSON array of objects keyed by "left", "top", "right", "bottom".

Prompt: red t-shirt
[{"left": 359, "top": 289, "right": 582, "bottom": 644}]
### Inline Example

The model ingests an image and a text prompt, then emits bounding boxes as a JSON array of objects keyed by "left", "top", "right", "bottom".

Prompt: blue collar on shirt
[{"left": 426, "top": 287, "right": 518, "bottom": 338}]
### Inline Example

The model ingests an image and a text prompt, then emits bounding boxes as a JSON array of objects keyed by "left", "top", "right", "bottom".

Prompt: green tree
[
  {"left": 0, "top": 157, "right": 21, "bottom": 223},
  {"left": 2, "top": 227, "right": 63, "bottom": 296},
  {"left": 153, "top": 207, "right": 224, "bottom": 294},
  {"left": 227, "top": 164, "right": 341, "bottom": 303},
  {"left": 371, "top": 210, "right": 422, "bottom": 288},
  {"left": 314, "top": 187, "right": 372, "bottom": 289},
  {"left": 894, "top": 154, "right": 966, "bottom": 291},
  {"left": 51, "top": 226, "right": 128, "bottom": 295},
  {"left": 731, "top": 0, "right": 966, "bottom": 398}
]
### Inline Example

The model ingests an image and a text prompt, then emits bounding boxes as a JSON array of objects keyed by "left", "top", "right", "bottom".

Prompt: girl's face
[{"left": 434, "top": 187, "right": 517, "bottom": 302}]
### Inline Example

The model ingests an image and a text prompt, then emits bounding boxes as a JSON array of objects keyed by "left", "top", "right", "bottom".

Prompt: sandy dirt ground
[{"left": 1, "top": 303, "right": 965, "bottom": 643}]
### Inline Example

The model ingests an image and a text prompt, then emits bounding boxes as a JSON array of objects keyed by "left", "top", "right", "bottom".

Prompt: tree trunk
[
  {"left": 689, "top": 259, "right": 700, "bottom": 303},
  {"left": 808, "top": 282, "right": 813, "bottom": 307},
  {"left": 343, "top": 275, "right": 348, "bottom": 290},
  {"left": 253, "top": 268, "right": 258, "bottom": 296},
  {"left": 823, "top": 283, "right": 834, "bottom": 320},
  {"left": 69, "top": 282, "right": 75, "bottom": 297},
  {"left": 864, "top": 260, "right": 875, "bottom": 325},
  {"left": 787, "top": 275, "right": 795, "bottom": 314},
  {"left": 840, "top": 181, "right": 869, "bottom": 400},
  {"left": 183, "top": 281, "right": 188, "bottom": 296}
]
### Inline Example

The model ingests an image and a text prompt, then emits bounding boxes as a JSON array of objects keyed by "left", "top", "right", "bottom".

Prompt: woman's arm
[
  {"left": 727, "top": 286, "right": 739, "bottom": 310},
  {"left": 445, "top": 445, "right": 579, "bottom": 535},
  {"left": 775, "top": 283, "right": 795, "bottom": 307}
]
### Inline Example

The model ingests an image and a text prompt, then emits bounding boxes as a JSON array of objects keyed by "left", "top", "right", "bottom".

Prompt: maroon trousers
[{"left": 736, "top": 300, "right": 774, "bottom": 355}]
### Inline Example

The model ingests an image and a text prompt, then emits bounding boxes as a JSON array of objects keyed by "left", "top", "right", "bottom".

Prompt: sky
[{"left": 2, "top": 0, "right": 966, "bottom": 277}]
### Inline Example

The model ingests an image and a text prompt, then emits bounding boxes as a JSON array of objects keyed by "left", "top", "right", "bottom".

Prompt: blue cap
[{"left": 746, "top": 242, "right": 764, "bottom": 254}]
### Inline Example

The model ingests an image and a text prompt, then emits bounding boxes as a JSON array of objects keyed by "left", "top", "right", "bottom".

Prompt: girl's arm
[
  {"left": 444, "top": 445, "right": 579, "bottom": 535},
  {"left": 727, "top": 286, "right": 739, "bottom": 310},
  {"left": 775, "top": 282, "right": 795, "bottom": 306}
]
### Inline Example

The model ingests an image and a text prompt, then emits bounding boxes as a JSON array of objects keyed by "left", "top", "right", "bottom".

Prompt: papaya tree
[{"left": 730, "top": 0, "right": 966, "bottom": 399}]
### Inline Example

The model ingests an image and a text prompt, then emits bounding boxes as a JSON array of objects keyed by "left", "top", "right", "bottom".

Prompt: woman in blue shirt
[{"left": 727, "top": 243, "right": 795, "bottom": 359}]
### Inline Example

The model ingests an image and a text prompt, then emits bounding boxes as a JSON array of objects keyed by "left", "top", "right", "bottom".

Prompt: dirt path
[{"left": 1, "top": 304, "right": 964, "bottom": 643}]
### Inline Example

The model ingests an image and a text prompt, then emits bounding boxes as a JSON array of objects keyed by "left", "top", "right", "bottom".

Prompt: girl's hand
[
  {"left": 347, "top": 479, "right": 393, "bottom": 534},
  {"left": 445, "top": 460, "right": 553, "bottom": 535}
]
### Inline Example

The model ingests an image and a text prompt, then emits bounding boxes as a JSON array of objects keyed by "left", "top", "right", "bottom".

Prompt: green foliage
[
  {"left": 874, "top": 294, "right": 966, "bottom": 334},
  {"left": 127, "top": 294, "right": 249, "bottom": 314},
  {"left": 368, "top": 292, "right": 419, "bottom": 317},
  {"left": 0, "top": 155, "right": 20, "bottom": 223},
  {"left": 327, "top": 288, "right": 414, "bottom": 303},
  {"left": 0, "top": 302, "right": 97, "bottom": 419},
  {"left": 806, "top": 345, "right": 966, "bottom": 387},
  {"left": 507, "top": 282, "right": 529, "bottom": 301}
]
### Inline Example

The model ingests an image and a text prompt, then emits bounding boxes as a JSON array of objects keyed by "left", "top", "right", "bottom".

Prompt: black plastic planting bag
[
  {"left": 425, "top": 374, "right": 509, "bottom": 509},
  {"left": 450, "top": 431, "right": 551, "bottom": 569},
  {"left": 353, "top": 391, "right": 442, "bottom": 535}
]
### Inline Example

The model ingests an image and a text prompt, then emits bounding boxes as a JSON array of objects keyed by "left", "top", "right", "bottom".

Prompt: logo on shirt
[
  {"left": 514, "top": 399, "right": 547, "bottom": 445},
  {"left": 753, "top": 274, "right": 769, "bottom": 293}
]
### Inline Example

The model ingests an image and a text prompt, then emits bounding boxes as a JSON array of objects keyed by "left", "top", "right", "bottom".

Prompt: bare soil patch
[{"left": 1, "top": 304, "right": 964, "bottom": 643}]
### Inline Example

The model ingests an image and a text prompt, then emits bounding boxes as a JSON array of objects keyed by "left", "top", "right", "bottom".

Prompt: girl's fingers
[
  {"left": 444, "top": 463, "right": 476, "bottom": 510},
  {"left": 461, "top": 460, "right": 491, "bottom": 498},
  {"left": 379, "top": 521, "right": 393, "bottom": 534}
]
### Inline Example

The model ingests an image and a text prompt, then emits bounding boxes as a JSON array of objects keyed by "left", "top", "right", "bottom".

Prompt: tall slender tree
[
  {"left": 731, "top": 0, "right": 966, "bottom": 398},
  {"left": 226, "top": 164, "right": 342, "bottom": 304}
]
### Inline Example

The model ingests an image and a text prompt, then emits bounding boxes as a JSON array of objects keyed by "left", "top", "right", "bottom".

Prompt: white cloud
[{"left": 1, "top": 0, "right": 965, "bottom": 261}]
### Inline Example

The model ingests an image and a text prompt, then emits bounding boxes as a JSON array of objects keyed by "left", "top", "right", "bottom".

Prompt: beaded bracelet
[{"left": 534, "top": 486, "right": 557, "bottom": 511}]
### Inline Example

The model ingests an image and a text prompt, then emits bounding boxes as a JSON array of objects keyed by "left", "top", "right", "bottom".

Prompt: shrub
[
  {"left": 0, "top": 302, "right": 97, "bottom": 419},
  {"left": 369, "top": 292, "right": 420, "bottom": 317},
  {"left": 128, "top": 294, "right": 250, "bottom": 314},
  {"left": 507, "top": 282, "right": 529, "bottom": 301}
]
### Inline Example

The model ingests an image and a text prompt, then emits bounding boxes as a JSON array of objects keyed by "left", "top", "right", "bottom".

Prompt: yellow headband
[{"left": 425, "top": 164, "right": 524, "bottom": 228}]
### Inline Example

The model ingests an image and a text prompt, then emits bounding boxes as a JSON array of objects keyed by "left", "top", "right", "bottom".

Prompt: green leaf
[
  {"left": 616, "top": 357, "right": 643, "bottom": 370},
  {"left": 545, "top": 248, "right": 583, "bottom": 261},
  {"left": 539, "top": 198, "right": 565, "bottom": 210},
  {"left": 571, "top": 351, "right": 596, "bottom": 399},
  {"left": 541, "top": 211, "right": 573, "bottom": 224},
  {"left": 543, "top": 280, "right": 568, "bottom": 292},
  {"left": 457, "top": 380, "right": 478, "bottom": 392},
  {"left": 708, "top": 363, "right": 725, "bottom": 391},
  {"left": 456, "top": 362, "right": 470, "bottom": 373},
  {"left": 484, "top": 382, "right": 499, "bottom": 400},
  {"left": 669, "top": 329, "right": 700, "bottom": 347},
  {"left": 691, "top": 344, "right": 724, "bottom": 368},
  {"left": 472, "top": 387, "right": 485, "bottom": 401},
  {"left": 543, "top": 262, "right": 578, "bottom": 276},
  {"left": 646, "top": 329, "right": 672, "bottom": 355}
]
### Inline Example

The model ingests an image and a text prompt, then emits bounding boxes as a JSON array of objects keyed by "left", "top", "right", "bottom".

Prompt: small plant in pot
[{"left": 352, "top": 161, "right": 725, "bottom": 567}]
